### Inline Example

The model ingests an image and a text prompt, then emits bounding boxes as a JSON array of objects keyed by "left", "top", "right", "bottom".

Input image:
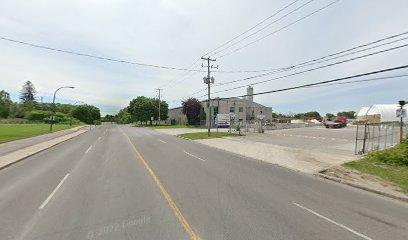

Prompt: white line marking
[
  {"left": 183, "top": 150, "right": 206, "bottom": 162},
  {"left": 292, "top": 202, "right": 373, "bottom": 240},
  {"left": 85, "top": 145, "right": 93, "bottom": 153},
  {"left": 158, "top": 139, "right": 167, "bottom": 144},
  {"left": 39, "top": 173, "right": 70, "bottom": 209},
  {"left": 98, "top": 136, "right": 102, "bottom": 141}
]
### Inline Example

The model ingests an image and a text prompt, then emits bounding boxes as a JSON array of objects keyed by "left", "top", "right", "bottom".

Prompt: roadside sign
[
  {"left": 257, "top": 114, "right": 265, "bottom": 120},
  {"left": 396, "top": 109, "right": 406, "bottom": 118},
  {"left": 151, "top": 116, "right": 154, "bottom": 121},
  {"left": 216, "top": 114, "right": 230, "bottom": 128}
]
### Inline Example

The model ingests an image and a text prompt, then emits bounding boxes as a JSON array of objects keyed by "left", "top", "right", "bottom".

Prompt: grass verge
[
  {"left": 0, "top": 124, "right": 79, "bottom": 143},
  {"left": 177, "top": 132, "right": 239, "bottom": 140},
  {"left": 343, "top": 138, "right": 408, "bottom": 193}
]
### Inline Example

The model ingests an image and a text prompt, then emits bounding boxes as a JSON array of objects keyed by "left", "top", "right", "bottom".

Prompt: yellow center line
[{"left": 121, "top": 129, "right": 201, "bottom": 240}]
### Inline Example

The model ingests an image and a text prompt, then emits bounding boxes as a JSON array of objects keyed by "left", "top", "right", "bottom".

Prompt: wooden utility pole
[
  {"left": 156, "top": 89, "right": 162, "bottom": 124},
  {"left": 201, "top": 57, "right": 217, "bottom": 136}
]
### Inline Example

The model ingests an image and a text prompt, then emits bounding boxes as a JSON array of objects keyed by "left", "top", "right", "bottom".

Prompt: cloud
[{"left": 0, "top": 0, "right": 407, "bottom": 115}]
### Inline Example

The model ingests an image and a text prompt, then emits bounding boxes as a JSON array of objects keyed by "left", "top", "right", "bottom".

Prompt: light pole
[
  {"left": 399, "top": 100, "right": 406, "bottom": 143},
  {"left": 50, "top": 86, "right": 75, "bottom": 132}
]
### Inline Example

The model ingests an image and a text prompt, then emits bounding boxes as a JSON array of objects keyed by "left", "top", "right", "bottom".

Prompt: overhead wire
[
  {"left": 0, "top": 35, "right": 208, "bottom": 72},
  {"left": 216, "top": 0, "right": 340, "bottom": 59},
  {"left": 216, "top": 65, "right": 408, "bottom": 99},
  {"left": 216, "top": 32, "right": 408, "bottom": 86},
  {"left": 202, "top": 0, "right": 302, "bottom": 57},
  {"left": 210, "top": 0, "right": 316, "bottom": 57},
  {"left": 209, "top": 43, "right": 408, "bottom": 95}
]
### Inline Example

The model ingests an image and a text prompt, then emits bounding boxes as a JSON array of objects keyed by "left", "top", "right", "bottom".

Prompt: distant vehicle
[{"left": 323, "top": 116, "right": 348, "bottom": 128}]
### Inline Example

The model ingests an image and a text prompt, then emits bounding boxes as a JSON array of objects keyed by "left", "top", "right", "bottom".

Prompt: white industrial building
[
  {"left": 167, "top": 86, "right": 272, "bottom": 126},
  {"left": 356, "top": 104, "right": 407, "bottom": 123}
]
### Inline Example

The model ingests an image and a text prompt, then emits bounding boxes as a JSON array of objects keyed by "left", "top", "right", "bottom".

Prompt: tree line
[
  {"left": 0, "top": 81, "right": 101, "bottom": 124},
  {"left": 272, "top": 111, "right": 356, "bottom": 119},
  {"left": 109, "top": 96, "right": 169, "bottom": 124}
]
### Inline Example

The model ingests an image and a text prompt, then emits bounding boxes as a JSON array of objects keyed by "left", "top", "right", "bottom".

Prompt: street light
[{"left": 50, "top": 86, "right": 75, "bottom": 132}]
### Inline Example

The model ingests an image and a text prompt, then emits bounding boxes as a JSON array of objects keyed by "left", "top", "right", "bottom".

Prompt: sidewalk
[
  {"left": 0, "top": 126, "right": 89, "bottom": 156},
  {"left": 0, "top": 127, "right": 89, "bottom": 170},
  {"left": 154, "top": 127, "right": 230, "bottom": 136}
]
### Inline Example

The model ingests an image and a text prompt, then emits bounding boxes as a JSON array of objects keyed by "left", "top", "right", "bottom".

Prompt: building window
[
  {"left": 230, "top": 106, "right": 234, "bottom": 113},
  {"left": 239, "top": 107, "right": 243, "bottom": 112},
  {"left": 213, "top": 106, "right": 219, "bottom": 115}
]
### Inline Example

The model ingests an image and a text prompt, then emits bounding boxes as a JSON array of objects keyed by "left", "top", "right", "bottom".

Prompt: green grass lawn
[
  {"left": 343, "top": 139, "right": 408, "bottom": 193},
  {"left": 0, "top": 124, "right": 78, "bottom": 143},
  {"left": 177, "top": 132, "right": 239, "bottom": 140}
]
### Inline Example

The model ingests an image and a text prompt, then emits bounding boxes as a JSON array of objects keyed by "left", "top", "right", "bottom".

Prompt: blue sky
[{"left": 0, "top": 0, "right": 407, "bottom": 116}]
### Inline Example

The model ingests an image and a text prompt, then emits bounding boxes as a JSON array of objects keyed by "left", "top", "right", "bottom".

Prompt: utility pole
[
  {"left": 399, "top": 100, "right": 406, "bottom": 143},
  {"left": 201, "top": 56, "right": 217, "bottom": 136},
  {"left": 156, "top": 89, "right": 162, "bottom": 125}
]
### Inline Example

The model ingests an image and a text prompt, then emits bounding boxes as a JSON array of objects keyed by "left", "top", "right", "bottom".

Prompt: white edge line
[
  {"left": 183, "top": 150, "right": 206, "bottom": 162},
  {"left": 85, "top": 145, "right": 93, "bottom": 153},
  {"left": 158, "top": 139, "right": 167, "bottom": 144},
  {"left": 39, "top": 173, "right": 70, "bottom": 209},
  {"left": 292, "top": 202, "right": 373, "bottom": 240}
]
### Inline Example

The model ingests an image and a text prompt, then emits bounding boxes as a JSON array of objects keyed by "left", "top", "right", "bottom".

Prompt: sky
[{"left": 0, "top": 0, "right": 407, "bottom": 116}]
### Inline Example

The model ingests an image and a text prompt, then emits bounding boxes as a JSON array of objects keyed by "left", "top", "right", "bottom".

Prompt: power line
[
  {"left": 210, "top": 0, "right": 315, "bottom": 57},
  {"left": 304, "top": 74, "right": 408, "bottom": 88},
  {"left": 0, "top": 35, "right": 208, "bottom": 73},
  {"left": 216, "top": 0, "right": 340, "bottom": 59},
  {"left": 211, "top": 43, "right": 408, "bottom": 94},
  {"left": 216, "top": 32, "right": 408, "bottom": 86},
  {"left": 217, "top": 65, "right": 408, "bottom": 99},
  {"left": 202, "top": 0, "right": 302, "bottom": 57}
]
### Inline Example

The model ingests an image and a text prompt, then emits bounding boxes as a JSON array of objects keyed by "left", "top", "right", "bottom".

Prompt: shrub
[
  {"left": 24, "top": 110, "right": 51, "bottom": 121},
  {"left": 365, "top": 138, "right": 408, "bottom": 166}
]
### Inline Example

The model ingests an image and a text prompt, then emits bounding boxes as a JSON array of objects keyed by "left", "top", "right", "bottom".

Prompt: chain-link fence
[{"left": 354, "top": 122, "right": 407, "bottom": 155}]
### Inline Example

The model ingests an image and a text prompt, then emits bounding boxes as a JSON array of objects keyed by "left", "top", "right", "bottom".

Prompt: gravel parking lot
[
  {"left": 196, "top": 126, "right": 358, "bottom": 173},
  {"left": 254, "top": 126, "right": 357, "bottom": 156}
]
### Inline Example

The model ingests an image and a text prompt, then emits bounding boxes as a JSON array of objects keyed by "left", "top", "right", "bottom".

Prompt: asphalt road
[{"left": 0, "top": 123, "right": 407, "bottom": 240}]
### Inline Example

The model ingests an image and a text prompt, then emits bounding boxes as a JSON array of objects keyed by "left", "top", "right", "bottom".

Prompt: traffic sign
[{"left": 396, "top": 109, "right": 406, "bottom": 118}]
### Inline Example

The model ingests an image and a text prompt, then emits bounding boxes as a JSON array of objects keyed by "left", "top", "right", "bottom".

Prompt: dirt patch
[{"left": 321, "top": 166, "right": 407, "bottom": 200}]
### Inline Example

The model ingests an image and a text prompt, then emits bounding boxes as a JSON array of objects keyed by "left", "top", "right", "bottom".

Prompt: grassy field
[
  {"left": 343, "top": 139, "right": 408, "bottom": 193},
  {"left": 177, "top": 132, "right": 239, "bottom": 140},
  {"left": 0, "top": 124, "right": 78, "bottom": 143}
]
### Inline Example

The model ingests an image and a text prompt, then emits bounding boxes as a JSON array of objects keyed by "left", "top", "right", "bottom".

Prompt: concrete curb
[
  {"left": 176, "top": 135, "right": 192, "bottom": 141},
  {"left": 0, "top": 129, "right": 88, "bottom": 170},
  {"left": 315, "top": 173, "right": 408, "bottom": 203}
]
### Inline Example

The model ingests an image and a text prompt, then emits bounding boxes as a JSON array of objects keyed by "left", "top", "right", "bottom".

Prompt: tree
[
  {"left": 303, "top": 111, "right": 321, "bottom": 119},
  {"left": 326, "top": 113, "right": 335, "bottom": 119},
  {"left": 294, "top": 111, "right": 320, "bottom": 119},
  {"left": 337, "top": 111, "right": 356, "bottom": 119},
  {"left": 182, "top": 98, "right": 202, "bottom": 125},
  {"left": 128, "top": 96, "right": 156, "bottom": 124},
  {"left": 19, "top": 81, "right": 37, "bottom": 103},
  {"left": 116, "top": 108, "right": 133, "bottom": 124},
  {"left": 102, "top": 114, "right": 116, "bottom": 122},
  {"left": 152, "top": 98, "right": 169, "bottom": 122},
  {"left": 71, "top": 105, "right": 101, "bottom": 124},
  {"left": 0, "top": 90, "right": 12, "bottom": 118}
]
